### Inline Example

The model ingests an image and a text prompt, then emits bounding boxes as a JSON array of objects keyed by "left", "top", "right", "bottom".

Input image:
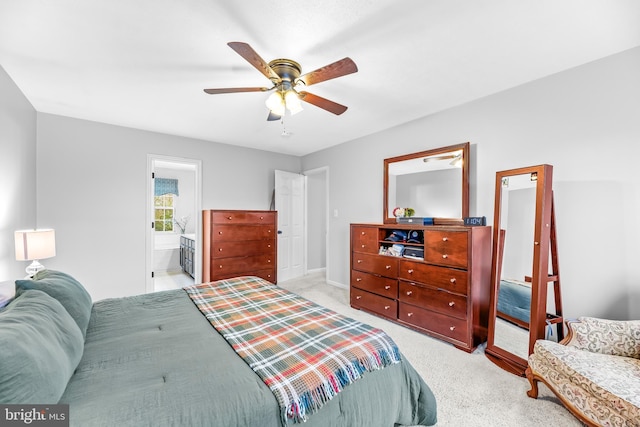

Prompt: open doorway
[
  {"left": 304, "top": 166, "right": 329, "bottom": 278},
  {"left": 146, "top": 155, "right": 202, "bottom": 293}
]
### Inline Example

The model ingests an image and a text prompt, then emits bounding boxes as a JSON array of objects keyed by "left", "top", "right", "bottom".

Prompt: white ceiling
[{"left": 1, "top": 1, "right": 639, "bottom": 156}]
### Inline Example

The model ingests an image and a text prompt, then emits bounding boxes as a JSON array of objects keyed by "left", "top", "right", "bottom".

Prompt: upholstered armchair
[{"left": 526, "top": 317, "right": 640, "bottom": 427}]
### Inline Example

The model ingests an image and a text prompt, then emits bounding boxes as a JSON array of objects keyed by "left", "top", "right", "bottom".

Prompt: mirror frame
[
  {"left": 383, "top": 142, "right": 470, "bottom": 224},
  {"left": 485, "top": 164, "right": 554, "bottom": 376}
]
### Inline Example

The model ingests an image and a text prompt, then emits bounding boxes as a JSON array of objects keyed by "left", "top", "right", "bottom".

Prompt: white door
[{"left": 275, "top": 170, "right": 305, "bottom": 282}]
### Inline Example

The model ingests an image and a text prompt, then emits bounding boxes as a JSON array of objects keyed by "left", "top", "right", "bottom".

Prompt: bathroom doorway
[{"left": 146, "top": 155, "right": 202, "bottom": 293}]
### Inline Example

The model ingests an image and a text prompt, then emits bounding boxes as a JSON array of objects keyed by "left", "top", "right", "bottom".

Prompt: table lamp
[{"left": 15, "top": 229, "right": 56, "bottom": 277}]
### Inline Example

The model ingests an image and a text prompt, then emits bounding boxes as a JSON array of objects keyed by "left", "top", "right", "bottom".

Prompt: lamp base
[{"left": 25, "top": 260, "right": 46, "bottom": 278}]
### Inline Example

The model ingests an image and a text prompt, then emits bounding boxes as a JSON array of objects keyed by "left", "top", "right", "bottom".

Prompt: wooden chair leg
[{"left": 525, "top": 366, "right": 539, "bottom": 398}]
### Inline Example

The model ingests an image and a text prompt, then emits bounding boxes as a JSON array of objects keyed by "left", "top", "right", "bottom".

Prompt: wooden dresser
[
  {"left": 350, "top": 223, "right": 492, "bottom": 352},
  {"left": 202, "top": 210, "right": 277, "bottom": 284}
]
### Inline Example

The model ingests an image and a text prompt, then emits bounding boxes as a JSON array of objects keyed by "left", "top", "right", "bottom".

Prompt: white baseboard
[
  {"left": 306, "top": 267, "right": 326, "bottom": 275},
  {"left": 326, "top": 279, "right": 348, "bottom": 289}
]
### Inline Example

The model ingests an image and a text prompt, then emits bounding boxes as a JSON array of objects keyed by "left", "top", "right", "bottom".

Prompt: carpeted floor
[{"left": 279, "top": 271, "right": 582, "bottom": 427}]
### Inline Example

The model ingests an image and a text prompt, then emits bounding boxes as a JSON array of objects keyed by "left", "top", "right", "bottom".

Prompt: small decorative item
[
  {"left": 174, "top": 216, "right": 190, "bottom": 234},
  {"left": 392, "top": 207, "right": 405, "bottom": 218},
  {"left": 404, "top": 208, "right": 415, "bottom": 217}
]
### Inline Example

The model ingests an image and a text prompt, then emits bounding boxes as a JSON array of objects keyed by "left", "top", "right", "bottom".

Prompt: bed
[
  {"left": 0, "top": 270, "right": 437, "bottom": 427},
  {"left": 496, "top": 279, "right": 531, "bottom": 329}
]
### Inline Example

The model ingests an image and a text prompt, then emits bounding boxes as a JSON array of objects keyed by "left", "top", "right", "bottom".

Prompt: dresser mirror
[
  {"left": 383, "top": 142, "right": 469, "bottom": 224},
  {"left": 485, "top": 164, "right": 560, "bottom": 376}
]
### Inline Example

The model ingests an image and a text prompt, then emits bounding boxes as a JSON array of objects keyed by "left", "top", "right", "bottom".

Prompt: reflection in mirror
[
  {"left": 383, "top": 142, "right": 469, "bottom": 223},
  {"left": 493, "top": 173, "right": 537, "bottom": 361}
]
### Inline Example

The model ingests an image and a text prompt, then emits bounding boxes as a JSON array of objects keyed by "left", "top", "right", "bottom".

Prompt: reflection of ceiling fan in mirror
[
  {"left": 204, "top": 42, "right": 358, "bottom": 121},
  {"left": 423, "top": 150, "right": 463, "bottom": 167}
]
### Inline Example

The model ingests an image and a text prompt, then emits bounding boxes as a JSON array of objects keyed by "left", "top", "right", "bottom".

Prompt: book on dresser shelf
[{"left": 350, "top": 222, "right": 492, "bottom": 352}]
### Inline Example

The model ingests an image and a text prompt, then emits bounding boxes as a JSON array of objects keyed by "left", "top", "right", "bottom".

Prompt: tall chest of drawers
[
  {"left": 202, "top": 210, "right": 277, "bottom": 284},
  {"left": 350, "top": 223, "right": 492, "bottom": 352}
]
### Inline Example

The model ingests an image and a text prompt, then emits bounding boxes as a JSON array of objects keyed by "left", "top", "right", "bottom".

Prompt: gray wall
[
  {"left": 0, "top": 66, "right": 37, "bottom": 280},
  {"left": 302, "top": 46, "right": 640, "bottom": 321},
  {"left": 35, "top": 113, "right": 300, "bottom": 300}
]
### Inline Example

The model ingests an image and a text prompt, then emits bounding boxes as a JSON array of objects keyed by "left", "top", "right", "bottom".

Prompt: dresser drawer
[
  {"left": 398, "top": 303, "right": 468, "bottom": 343},
  {"left": 352, "top": 252, "right": 398, "bottom": 278},
  {"left": 352, "top": 226, "right": 379, "bottom": 254},
  {"left": 211, "top": 211, "right": 275, "bottom": 224},
  {"left": 211, "top": 254, "right": 275, "bottom": 276},
  {"left": 351, "top": 270, "right": 398, "bottom": 299},
  {"left": 211, "top": 240, "right": 275, "bottom": 258},
  {"left": 209, "top": 268, "right": 276, "bottom": 284},
  {"left": 212, "top": 225, "right": 275, "bottom": 241},
  {"left": 351, "top": 289, "right": 397, "bottom": 320},
  {"left": 399, "top": 281, "right": 467, "bottom": 319},
  {"left": 399, "top": 259, "right": 468, "bottom": 295},
  {"left": 424, "top": 230, "right": 468, "bottom": 268}
]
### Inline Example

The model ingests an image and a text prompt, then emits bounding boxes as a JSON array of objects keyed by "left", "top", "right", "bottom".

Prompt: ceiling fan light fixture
[
  {"left": 265, "top": 91, "right": 285, "bottom": 116},
  {"left": 285, "top": 90, "right": 303, "bottom": 115}
]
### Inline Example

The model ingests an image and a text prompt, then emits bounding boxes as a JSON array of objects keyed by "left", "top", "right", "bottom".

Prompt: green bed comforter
[{"left": 60, "top": 288, "right": 437, "bottom": 427}]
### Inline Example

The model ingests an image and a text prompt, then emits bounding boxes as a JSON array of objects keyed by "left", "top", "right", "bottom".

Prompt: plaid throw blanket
[{"left": 184, "top": 276, "right": 401, "bottom": 424}]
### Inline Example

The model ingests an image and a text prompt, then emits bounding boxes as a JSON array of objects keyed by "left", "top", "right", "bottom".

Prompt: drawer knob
[
  {"left": 450, "top": 278, "right": 456, "bottom": 283},
  {"left": 442, "top": 254, "right": 448, "bottom": 259},
  {"left": 385, "top": 265, "right": 391, "bottom": 269},
  {"left": 268, "top": 244, "right": 271, "bottom": 248},
  {"left": 361, "top": 231, "right": 366, "bottom": 235},
  {"left": 218, "top": 231, "right": 223, "bottom": 235},
  {"left": 218, "top": 248, "right": 223, "bottom": 252},
  {"left": 361, "top": 244, "right": 366, "bottom": 248},
  {"left": 219, "top": 265, "right": 223, "bottom": 269},
  {"left": 442, "top": 237, "right": 448, "bottom": 242},
  {"left": 227, "top": 216, "right": 233, "bottom": 220},
  {"left": 384, "top": 285, "right": 391, "bottom": 290},
  {"left": 267, "top": 259, "right": 271, "bottom": 263},
  {"left": 356, "top": 278, "right": 362, "bottom": 282},
  {"left": 448, "top": 301, "right": 455, "bottom": 307},
  {"left": 356, "top": 295, "right": 362, "bottom": 300},
  {"left": 407, "top": 312, "right": 413, "bottom": 317},
  {"left": 449, "top": 326, "right": 456, "bottom": 331},
  {"left": 384, "top": 305, "right": 390, "bottom": 310},
  {"left": 407, "top": 269, "right": 414, "bottom": 274},
  {"left": 357, "top": 260, "right": 362, "bottom": 264},
  {"left": 406, "top": 290, "right": 413, "bottom": 296},
  {"left": 260, "top": 216, "right": 264, "bottom": 220}
]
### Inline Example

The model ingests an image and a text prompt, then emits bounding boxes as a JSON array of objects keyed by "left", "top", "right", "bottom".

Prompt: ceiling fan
[{"left": 204, "top": 42, "right": 358, "bottom": 121}]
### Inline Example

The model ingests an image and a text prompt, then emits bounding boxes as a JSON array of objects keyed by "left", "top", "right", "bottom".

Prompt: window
[{"left": 154, "top": 194, "right": 174, "bottom": 232}]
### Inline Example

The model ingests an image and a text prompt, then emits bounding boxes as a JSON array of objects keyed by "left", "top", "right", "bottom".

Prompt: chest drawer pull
[
  {"left": 450, "top": 278, "right": 456, "bottom": 283},
  {"left": 449, "top": 326, "right": 456, "bottom": 331},
  {"left": 385, "top": 265, "right": 391, "bottom": 269},
  {"left": 361, "top": 231, "right": 366, "bottom": 235},
  {"left": 218, "top": 231, "right": 223, "bottom": 235},
  {"left": 219, "top": 265, "right": 223, "bottom": 269},
  {"left": 407, "top": 312, "right": 414, "bottom": 317},
  {"left": 361, "top": 244, "right": 366, "bottom": 248},
  {"left": 406, "top": 290, "right": 413, "bottom": 296},
  {"left": 218, "top": 248, "right": 223, "bottom": 251},
  {"left": 356, "top": 295, "right": 362, "bottom": 300},
  {"left": 227, "top": 216, "right": 233, "bottom": 220},
  {"left": 442, "top": 237, "right": 448, "bottom": 242},
  {"left": 384, "top": 305, "right": 391, "bottom": 310},
  {"left": 384, "top": 285, "right": 391, "bottom": 290},
  {"left": 356, "top": 278, "right": 362, "bottom": 282},
  {"left": 407, "top": 269, "right": 414, "bottom": 274},
  {"left": 448, "top": 301, "right": 455, "bottom": 307},
  {"left": 442, "top": 254, "right": 448, "bottom": 259},
  {"left": 260, "top": 216, "right": 264, "bottom": 220},
  {"left": 357, "top": 259, "right": 362, "bottom": 263}
]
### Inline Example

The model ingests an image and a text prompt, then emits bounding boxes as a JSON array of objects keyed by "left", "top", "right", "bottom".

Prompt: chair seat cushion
[{"left": 530, "top": 340, "right": 640, "bottom": 425}]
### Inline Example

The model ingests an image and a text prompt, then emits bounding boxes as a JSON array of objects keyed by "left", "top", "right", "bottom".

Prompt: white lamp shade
[{"left": 15, "top": 229, "right": 56, "bottom": 261}]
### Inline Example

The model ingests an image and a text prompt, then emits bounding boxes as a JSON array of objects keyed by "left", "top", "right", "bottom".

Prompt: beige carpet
[{"left": 279, "top": 271, "right": 582, "bottom": 427}]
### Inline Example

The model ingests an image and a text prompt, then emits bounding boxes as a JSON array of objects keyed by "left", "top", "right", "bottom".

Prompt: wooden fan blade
[
  {"left": 203, "top": 87, "right": 270, "bottom": 94},
  {"left": 297, "top": 57, "right": 358, "bottom": 87},
  {"left": 227, "top": 42, "right": 281, "bottom": 82},
  {"left": 267, "top": 111, "right": 282, "bottom": 121},
  {"left": 298, "top": 91, "right": 348, "bottom": 115}
]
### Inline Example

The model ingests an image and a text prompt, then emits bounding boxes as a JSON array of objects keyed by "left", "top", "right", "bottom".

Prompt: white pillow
[{"left": 0, "top": 280, "right": 16, "bottom": 308}]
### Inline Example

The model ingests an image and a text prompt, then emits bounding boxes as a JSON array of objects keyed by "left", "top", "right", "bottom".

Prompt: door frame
[{"left": 146, "top": 154, "right": 202, "bottom": 293}]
